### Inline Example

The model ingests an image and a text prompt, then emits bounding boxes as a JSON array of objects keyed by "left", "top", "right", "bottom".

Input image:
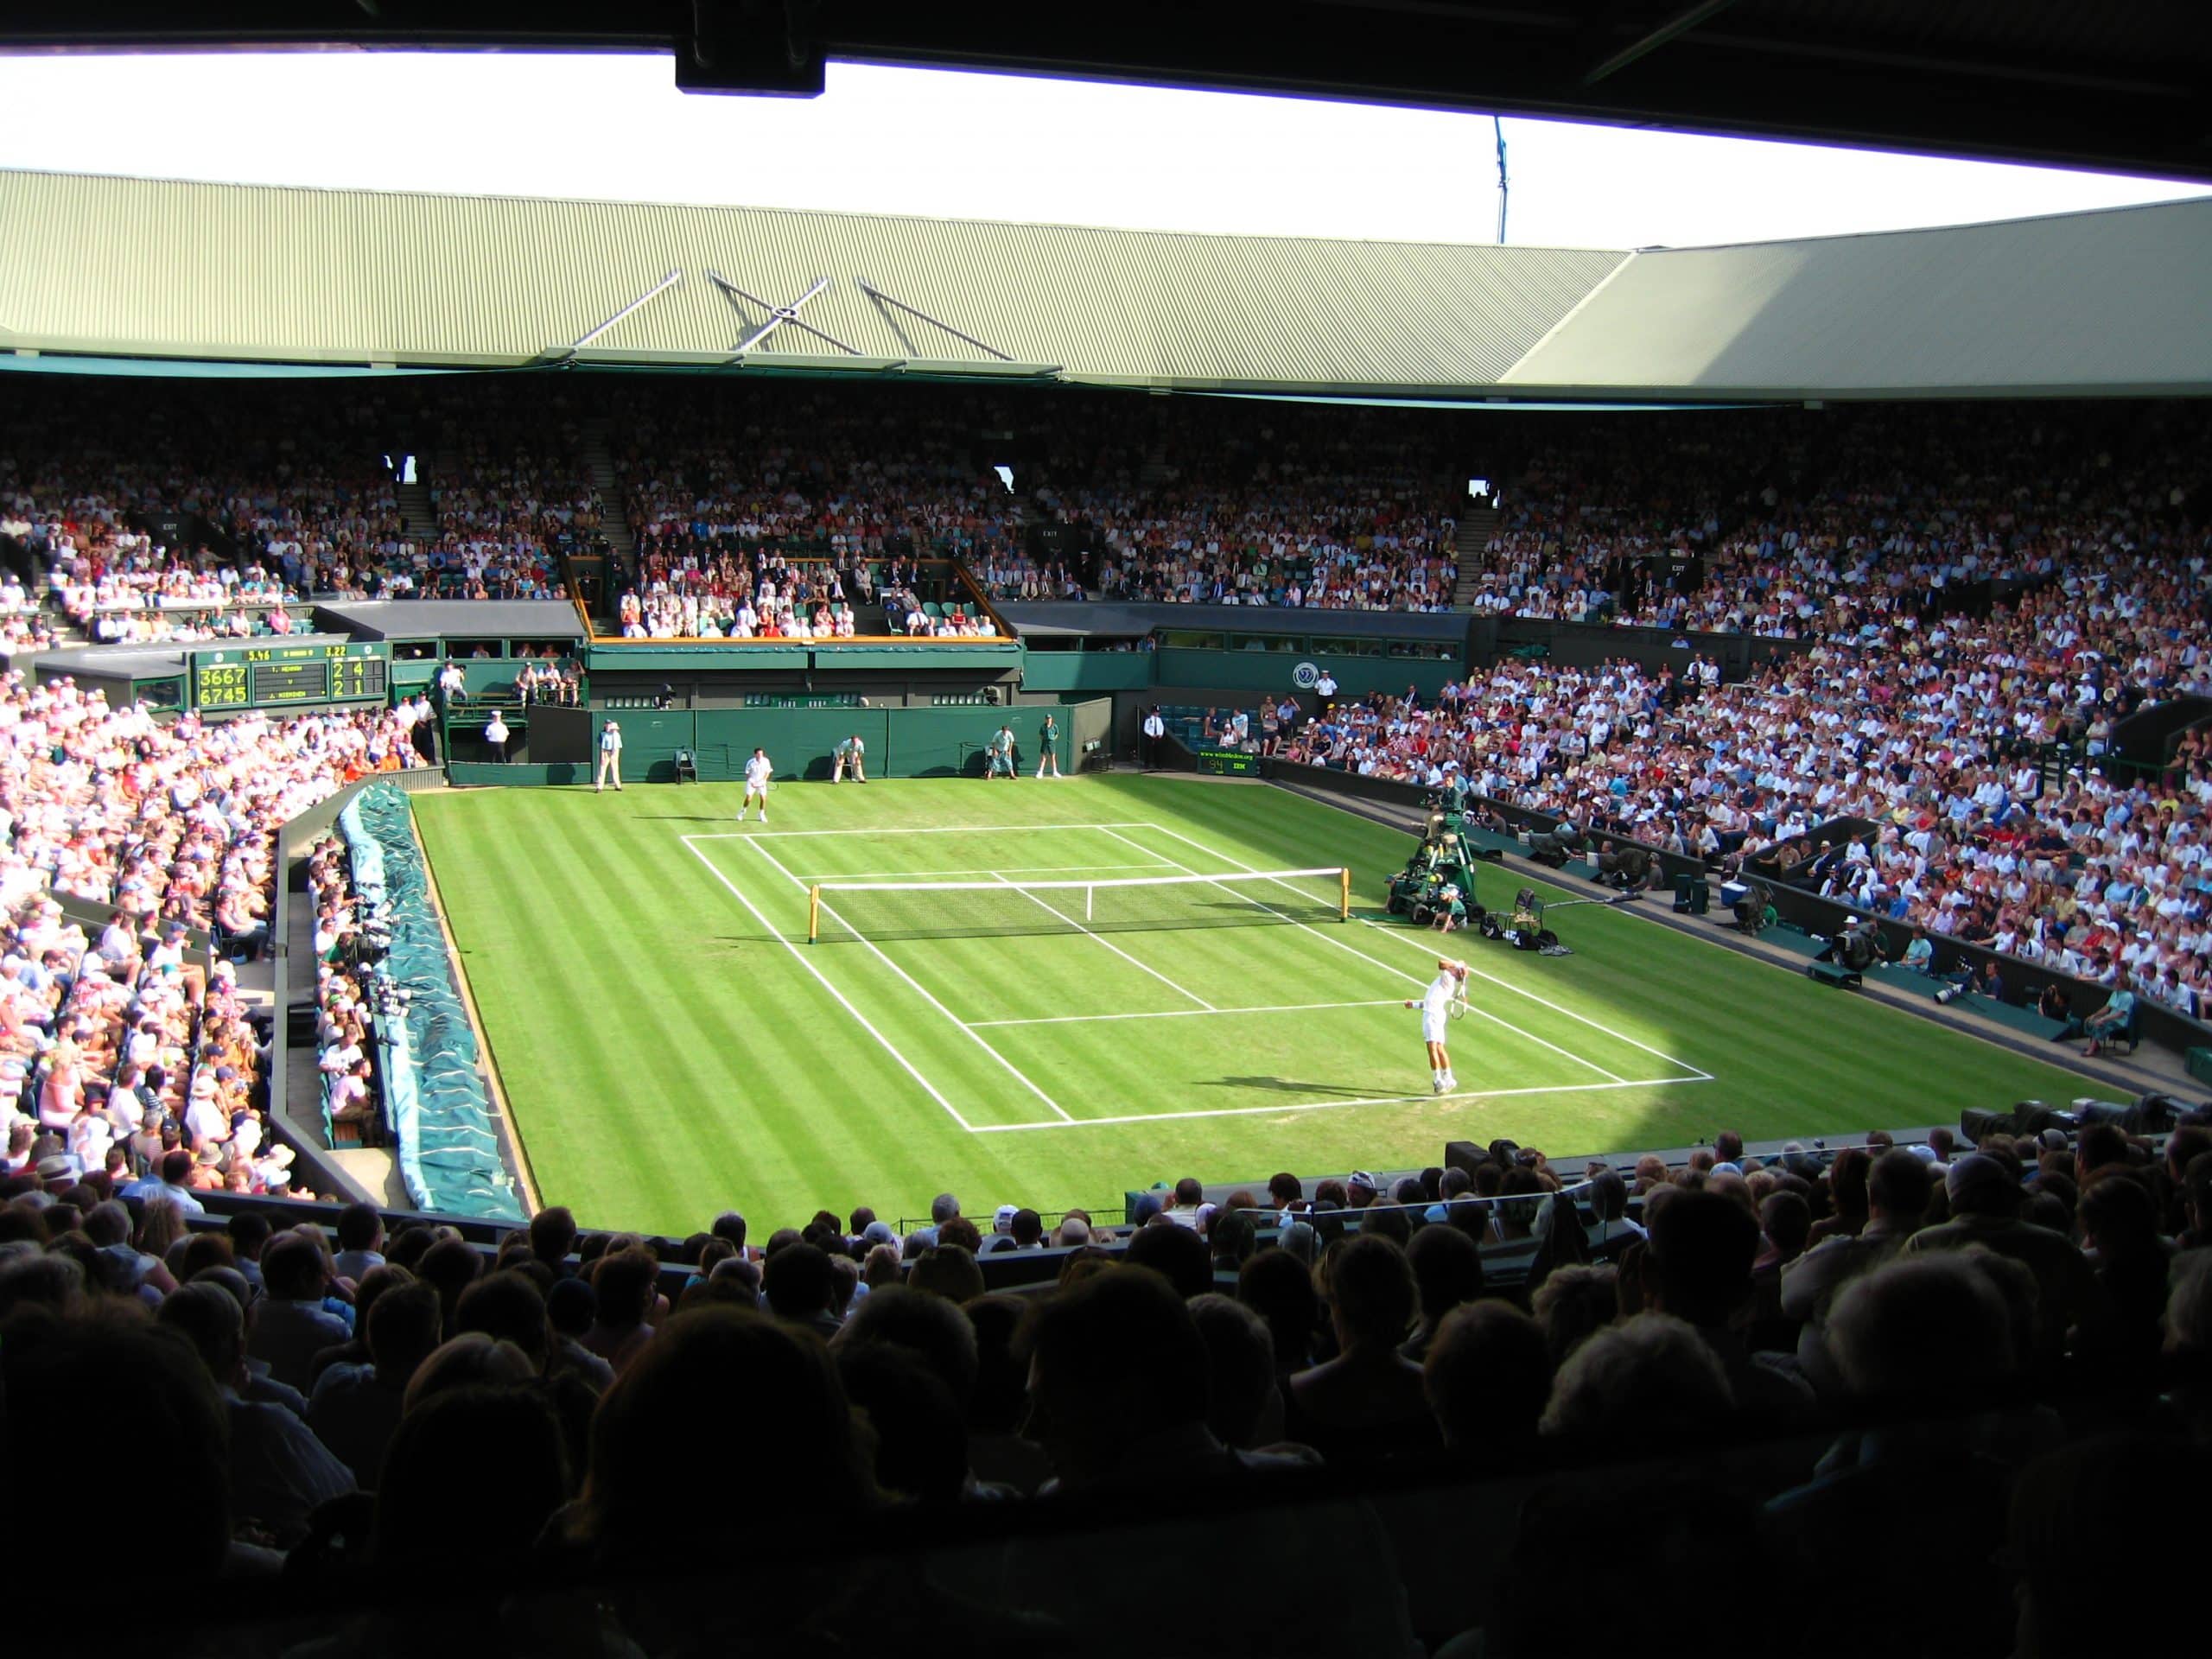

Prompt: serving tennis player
[
  {"left": 741, "top": 747, "right": 773, "bottom": 823},
  {"left": 1406, "top": 957, "right": 1469, "bottom": 1094}
]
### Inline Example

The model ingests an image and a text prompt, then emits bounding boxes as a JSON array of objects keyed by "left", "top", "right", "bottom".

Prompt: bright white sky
[{"left": 1, "top": 51, "right": 2203, "bottom": 249}]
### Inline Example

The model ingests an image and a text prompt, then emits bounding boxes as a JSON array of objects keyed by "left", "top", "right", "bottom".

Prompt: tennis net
[{"left": 807, "top": 866, "right": 1351, "bottom": 944}]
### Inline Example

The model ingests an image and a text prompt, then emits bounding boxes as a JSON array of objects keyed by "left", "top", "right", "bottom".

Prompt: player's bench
[{"left": 1805, "top": 959, "right": 1862, "bottom": 990}]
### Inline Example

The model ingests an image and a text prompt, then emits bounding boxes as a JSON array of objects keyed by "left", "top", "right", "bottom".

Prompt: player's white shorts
[
  {"left": 1421, "top": 1012, "right": 1448, "bottom": 1045},
  {"left": 743, "top": 784, "right": 767, "bottom": 799}
]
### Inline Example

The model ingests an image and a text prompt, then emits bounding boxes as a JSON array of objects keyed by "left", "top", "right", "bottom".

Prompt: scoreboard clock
[
  {"left": 1195, "top": 746, "right": 1260, "bottom": 777},
  {"left": 192, "top": 641, "right": 391, "bottom": 712}
]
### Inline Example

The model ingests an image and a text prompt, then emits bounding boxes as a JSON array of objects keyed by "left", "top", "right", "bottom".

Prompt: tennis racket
[{"left": 1448, "top": 993, "right": 1469, "bottom": 1022}]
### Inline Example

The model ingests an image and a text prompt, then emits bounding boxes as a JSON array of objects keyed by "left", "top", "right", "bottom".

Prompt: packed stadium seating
[
  {"left": 1293, "top": 400, "right": 2212, "bottom": 1027},
  {"left": 1, "top": 673, "right": 423, "bottom": 1204},
  {"left": 5, "top": 1103, "right": 2208, "bottom": 1652}
]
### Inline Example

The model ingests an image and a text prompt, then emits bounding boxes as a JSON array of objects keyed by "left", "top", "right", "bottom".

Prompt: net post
[
  {"left": 808, "top": 885, "right": 820, "bottom": 944},
  {"left": 1339, "top": 867, "right": 1351, "bottom": 922}
]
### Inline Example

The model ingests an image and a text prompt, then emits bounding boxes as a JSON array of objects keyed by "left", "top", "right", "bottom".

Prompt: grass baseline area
[{"left": 412, "top": 776, "right": 2098, "bottom": 1236}]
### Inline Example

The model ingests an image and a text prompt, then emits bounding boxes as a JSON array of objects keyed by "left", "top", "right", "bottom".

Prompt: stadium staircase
[
  {"left": 579, "top": 418, "right": 639, "bottom": 618},
  {"left": 1451, "top": 504, "right": 1500, "bottom": 608},
  {"left": 395, "top": 471, "right": 438, "bottom": 545}
]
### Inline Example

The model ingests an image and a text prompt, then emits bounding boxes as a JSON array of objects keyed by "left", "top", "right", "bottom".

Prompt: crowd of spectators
[
  {"left": 1290, "top": 497, "right": 2212, "bottom": 1019},
  {"left": 1, "top": 1116, "right": 2205, "bottom": 1651},
  {"left": 417, "top": 387, "right": 601, "bottom": 601},
  {"left": 0, "top": 383, "right": 414, "bottom": 626},
  {"left": 1462, "top": 401, "right": 2204, "bottom": 640},
  {"left": 304, "top": 836, "right": 380, "bottom": 1144},
  {"left": 969, "top": 551, "right": 1086, "bottom": 603},
  {"left": 0, "top": 677, "right": 420, "bottom": 1205}
]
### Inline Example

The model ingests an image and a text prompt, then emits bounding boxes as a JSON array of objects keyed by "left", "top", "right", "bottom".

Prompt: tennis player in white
[
  {"left": 741, "top": 747, "right": 773, "bottom": 822},
  {"left": 1406, "top": 957, "right": 1469, "bottom": 1094}
]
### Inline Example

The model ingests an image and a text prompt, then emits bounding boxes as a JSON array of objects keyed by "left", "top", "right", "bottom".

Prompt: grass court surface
[{"left": 413, "top": 775, "right": 2094, "bottom": 1235}]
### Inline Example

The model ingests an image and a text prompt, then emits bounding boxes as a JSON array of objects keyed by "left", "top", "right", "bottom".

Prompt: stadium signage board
[
  {"left": 1196, "top": 746, "right": 1261, "bottom": 776},
  {"left": 192, "top": 640, "right": 391, "bottom": 711},
  {"left": 741, "top": 693, "right": 861, "bottom": 709}
]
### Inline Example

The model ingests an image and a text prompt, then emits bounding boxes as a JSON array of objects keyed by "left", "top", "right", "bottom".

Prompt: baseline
[
  {"left": 690, "top": 821, "right": 1163, "bottom": 841},
  {"left": 742, "top": 837, "right": 1074, "bottom": 1122},
  {"left": 969, "top": 1072, "right": 1709, "bottom": 1134},
  {"left": 1097, "top": 826, "right": 1631, "bottom": 1088},
  {"left": 677, "top": 835, "right": 975, "bottom": 1133}
]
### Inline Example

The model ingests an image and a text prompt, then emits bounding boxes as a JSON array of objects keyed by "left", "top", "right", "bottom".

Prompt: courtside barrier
[{"left": 340, "top": 781, "right": 524, "bottom": 1219}]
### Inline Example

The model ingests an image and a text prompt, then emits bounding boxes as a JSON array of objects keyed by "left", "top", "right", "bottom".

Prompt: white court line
[
  {"left": 691, "top": 822, "right": 1161, "bottom": 840},
  {"left": 970, "top": 1073, "right": 1707, "bottom": 1133},
  {"left": 1136, "top": 820, "right": 1713, "bottom": 1084},
  {"left": 970, "top": 998, "right": 1403, "bottom": 1029},
  {"left": 989, "top": 872, "right": 1217, "bottom": 1010},
  {"left": 795, "top": 862, "right": 1175, "bottom": 881},
  {"left": 678, "top": 836, "right": 975, "bottom": 1133},
  {"left": 746, "top": 838, "right": 1074, "bottom": 1122},
  {"left": 1098, "top": 826, "right": 1630, "bottom": 1087}
]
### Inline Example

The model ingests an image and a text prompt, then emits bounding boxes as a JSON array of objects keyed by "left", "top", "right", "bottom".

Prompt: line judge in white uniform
[
  {"left": 1405, "top": 957, "right": 1469, "bottom": 1095},
  {"left": 741, "top": 747, "right": 774, "bottom": 823},
  {"left": 596, "top": 720, "right": 623, "bottom": 792}
]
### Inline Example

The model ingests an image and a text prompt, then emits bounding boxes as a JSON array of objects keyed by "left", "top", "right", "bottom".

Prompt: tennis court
[
  {"left": 415, "top": 776, "right": 2094, "bottom": 1235},
  {"left": 684, "top": 817, "right": 1708, "bottom": 1135}
]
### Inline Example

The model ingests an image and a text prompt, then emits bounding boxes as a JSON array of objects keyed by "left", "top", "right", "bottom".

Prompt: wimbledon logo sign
[{"left": 1292, "top": 661, "right": 1320, "bottom": 690}]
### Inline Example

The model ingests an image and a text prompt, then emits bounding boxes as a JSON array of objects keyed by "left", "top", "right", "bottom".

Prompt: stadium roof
[{"left": 4, "top": 170, "right": 2210, "bottom": 401}]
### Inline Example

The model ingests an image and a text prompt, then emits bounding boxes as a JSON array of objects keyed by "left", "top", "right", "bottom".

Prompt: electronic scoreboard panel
[
  {"left": 1194, "top": 746, "right": 1261, "bottom": 777},
  {"left": 191, "top": 641, "right": 392, "bottom": 712}
]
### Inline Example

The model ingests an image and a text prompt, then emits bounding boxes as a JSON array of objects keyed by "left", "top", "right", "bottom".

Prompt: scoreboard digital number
[
  {"left": 1196, "top": 746, "right": 1260, "bottom": 777},
  {"left": 193, "top": 642, "right": 391, "bottom": 712}
]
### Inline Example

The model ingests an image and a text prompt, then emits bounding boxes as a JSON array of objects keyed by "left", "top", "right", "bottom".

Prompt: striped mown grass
[{"left": 413, "top": 775, "right": 2097, "bottom": 1236}]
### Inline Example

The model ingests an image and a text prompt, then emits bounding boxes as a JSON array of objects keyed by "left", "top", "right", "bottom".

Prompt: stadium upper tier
[
  {"left": 3, "top": 169, "right": 2211, "bottom": 399},
  {"left": 8, "top": 380, "right": 2208, "bottom": 631}
]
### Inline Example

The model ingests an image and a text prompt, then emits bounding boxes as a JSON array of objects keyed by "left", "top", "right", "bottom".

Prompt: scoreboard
[
  {"left": 1194, "top": 746, "right": 1261, "bottom": 777},
  {"left": 192, "top": 641, "right": 391, "bottom": 712}
]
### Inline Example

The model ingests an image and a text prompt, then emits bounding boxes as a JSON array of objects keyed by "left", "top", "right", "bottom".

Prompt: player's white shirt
[
  {"left": 1421, "top": 972, "right": 1459, "bottom": 1021},
  {"left": 743, "top": 754, "right": 773, "bottom": 789}
]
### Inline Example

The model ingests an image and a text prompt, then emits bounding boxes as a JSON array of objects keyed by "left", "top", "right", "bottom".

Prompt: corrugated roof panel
[
  {"left": 10, "top": 170, "right": 2203, "bottom": 398},
  {"left": 1500, "top": 196, "right": 2212, "bottom": 397},
  {"left": 0, "top": 170, "right": 1624, "bottom": 389}
]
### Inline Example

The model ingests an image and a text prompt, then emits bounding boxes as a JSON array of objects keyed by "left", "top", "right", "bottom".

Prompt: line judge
[{"left": 596, "top": 720, "right": 623, "bottom": 792}]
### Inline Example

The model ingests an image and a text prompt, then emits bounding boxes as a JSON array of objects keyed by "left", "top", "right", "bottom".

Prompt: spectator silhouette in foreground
[
  {"left": 1764, "top": 1255, "right": 2024, "bottom": 1653},
  {"left": 1285, "top": 1234, "right": 1440, "bottom": 1463},
  {"left": 1635, "top": 1189, "right": 1815, "bottom": 1425}
]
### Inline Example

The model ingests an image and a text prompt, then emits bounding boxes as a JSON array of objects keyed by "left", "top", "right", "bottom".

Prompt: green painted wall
[
  {"left": 1153, "top": 646, "right": 1459, "bottom": 699},
  {"left": 1020, "top": 652, "right": 1155, "bottom": 693},
  {"left": 588, "top": 706, "right": 1071, "bottom": 783}
]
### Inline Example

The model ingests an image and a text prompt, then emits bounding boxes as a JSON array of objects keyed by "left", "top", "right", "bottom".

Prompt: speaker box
[
  {"left": 1444, "top": 1140, "right": 1488, "bottom": 1179},
  {"left": 2128, "top": 1093, "right": 2183, "bottom": 1135},
  {"left": 1959, "top": 1107, "right": 2014, "bottom": 1144}
]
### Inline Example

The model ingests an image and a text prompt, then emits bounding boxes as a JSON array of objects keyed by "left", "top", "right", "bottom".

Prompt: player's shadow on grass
[{"left": 1205, "top": 1075, "right": 1374, "bottom": 1097}]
